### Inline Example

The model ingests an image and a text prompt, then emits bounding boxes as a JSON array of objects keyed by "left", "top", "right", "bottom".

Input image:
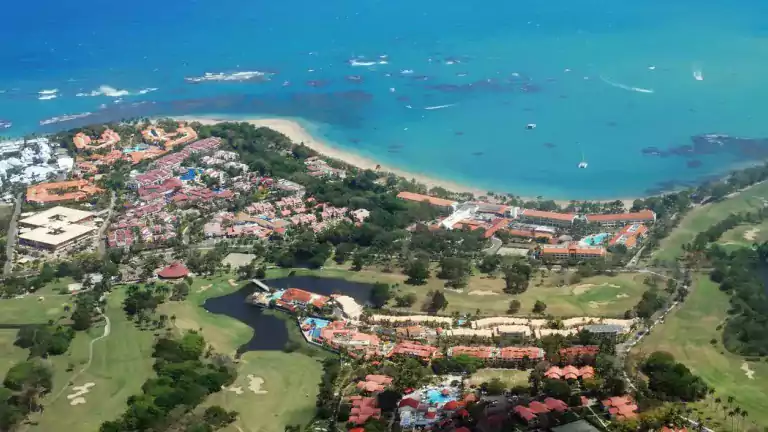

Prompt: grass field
[
  {"left": 468, "top": 369, "right": 531, "bottom": 388},
  {"left": 718, "top": 219, "right": 768, "bottom": 251},
  {"left": 27, "top": 289, "right": 157, "bottom": 432},
  {"left": 159, "top": 274, "right": 325, "bottom": 432},
  {"left": 633, "top": 275, "right": 768, "bottom": 430},
  {"left": 655, "top": 182, "right": 768, "bottom": 263},
  {"left": 267, "top": 266, "right": 648, "bottom": 317}
]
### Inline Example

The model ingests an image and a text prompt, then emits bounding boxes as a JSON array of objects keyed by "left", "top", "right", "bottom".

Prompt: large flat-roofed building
[
  {"left": 539, "top": 242, "right": 606, "bottom": 261},
  {"left": 584, "top": 210, "right": 656, "bottom": 228},
  {"left": 518, "top": 209, "right": 577, "bottom": 227},
  {"left": 19, "top": 206, "right": 94, "bottom": 228},
  {"left": 17, "top": 206, "right": 96, "bottom": 254}
]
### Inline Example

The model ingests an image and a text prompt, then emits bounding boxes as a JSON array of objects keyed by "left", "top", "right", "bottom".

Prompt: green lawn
[
  {"left": 633, "top": 275, "right": 768, "bottom": 430},
  {"left": 655, "top": 182, "right": 768, "bottom": 263},
  {"left": 267, "top": 266, "right": 648, "bottom": 318},
  {"left": 159, "top": 274, "right": 326, "bottom": 432},
  {"left": 468, "top": 369, "right": 531, "bottom": 388},
  {"left": 717, "top": 219, "right": 768, "bottom": 251},
  {"left": 28, "top": 289, "right": 157, "bottom": 432}
]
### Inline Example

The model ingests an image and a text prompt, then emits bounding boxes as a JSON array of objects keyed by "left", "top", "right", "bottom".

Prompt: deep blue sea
[{"left": 3, "top": 0, "right": 768, "bottom": 199}]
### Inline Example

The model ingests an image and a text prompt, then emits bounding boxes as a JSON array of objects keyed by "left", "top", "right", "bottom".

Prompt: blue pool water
[
  {"left": 581, "top": 233, "right": 611, "bottom": 246},
  {"left": 426, "top": 389, "right": 457, "bottom": 405},
  {"left": 3, "top": 0, "right": 768, "bottom": 198},
  {"left": 301, "top": 317, "right": 330, "bottom": 340}
]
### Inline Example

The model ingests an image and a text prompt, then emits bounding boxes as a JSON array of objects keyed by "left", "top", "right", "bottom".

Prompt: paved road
[
  {"left": 3, "top": 193, "right": 22, "bottom": 276},
  {"left": 97, "top": 191, "right": 117, "bottom": 257},
  {"left": 483, "top": 235, "right": 502, "bottom": 255}
]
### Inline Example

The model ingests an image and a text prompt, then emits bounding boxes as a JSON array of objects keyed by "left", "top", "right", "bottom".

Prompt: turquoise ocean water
[{"left": 3, "top": 0, "right": 768, "bottom": 198}]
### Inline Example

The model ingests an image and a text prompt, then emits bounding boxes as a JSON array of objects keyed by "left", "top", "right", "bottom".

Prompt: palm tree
[
  {"left": 732, "top": 407, "right": 741, "bottom": 432},
  {"left": 727, "top": 410, "right": 735, "bottom": 431}
]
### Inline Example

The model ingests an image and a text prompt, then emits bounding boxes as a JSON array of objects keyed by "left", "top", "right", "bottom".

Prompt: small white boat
[
  {"left": 526, "top": 123, "right": 537, "bottom": 130},
  {"left": 578, "top": 161, "right": 588, "bottom": 169},
  {"left": 693, "top": 67, "right": 704, "bottom": 81}
]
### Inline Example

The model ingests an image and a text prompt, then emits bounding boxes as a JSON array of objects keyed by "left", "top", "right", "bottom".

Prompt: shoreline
[{"left": 178, "top": 115, "right": 637, "bottom": 208}]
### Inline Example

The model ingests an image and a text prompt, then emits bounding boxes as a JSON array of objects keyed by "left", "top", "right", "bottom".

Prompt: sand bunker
[
  {"left": 741, "top": 362, "right": 756, "bottom": 380},
  {"left": 228, "top": 279, "right": 238, "bottom": 287},
  {"left": 744, "top": 228, "right": 760, "bottom": 241},
  {"left": 616, "top": 293, "right": 630, "bottom": 299},
  {"left": 588, "top": 301, "right": 612, "bottom": 309},
  {"left": 468, "top": 290, "right": 498, "bottom": 296},
  {"left": 224, "top": 386, "right": 244, "bottom": 395},
  {"left": 247, "top": 374, "right": 267, "bottom": 394},
  {"left": 197, "top": 284, "right": 213, "bottom": 293},
  {"left": 67, "top": 382, "right": 95, "bottom": 406}
]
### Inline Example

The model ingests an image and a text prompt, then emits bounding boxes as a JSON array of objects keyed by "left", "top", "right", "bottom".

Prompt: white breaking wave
[
  {"left": 77, "top": 85, "right": 159, "bottom": 97},
  {"left": 599, "top": 76, "right": 654, "bottom": 94},
  {"left": 38, "top": 89, "right": 58, "bottom": 95},
  {"left": 349, "top": 60, "right": 377, "bottom": 67},
  {"left": 38, "top": 94, "right": 58, "bottom": 100},
  {"left": 693, "top": 68, "right": 704, "bottom": 81},
  {"left": 39, "top": 112, "right": 92, "bottom": 126},
  {"left": 424, "top": 103, "right": 457, "bottom": 110},
  {"left": 185, "top": 71, "right": 270, "bottom": 83}
]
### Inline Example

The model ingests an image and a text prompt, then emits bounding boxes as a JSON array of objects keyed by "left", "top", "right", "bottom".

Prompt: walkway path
[
  {"left": 3, "top": 193, "right": 22, "bottom": 276},
  {"left": 48, "top": 308, "right": 111, "bottom": 404}
]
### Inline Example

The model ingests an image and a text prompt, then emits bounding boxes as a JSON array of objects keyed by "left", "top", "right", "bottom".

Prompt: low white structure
[
  {"left": 0, "top": 138, "right": 71, "bottom": 187},
  {"left": 369, "top": 314, "right": 453, "bottom": 327},
  {"left": 17, "top": 206, "right": 95, "bottom": 254},
  {"left": 332, "top": 295, "right": 364, "bottom": 320}
]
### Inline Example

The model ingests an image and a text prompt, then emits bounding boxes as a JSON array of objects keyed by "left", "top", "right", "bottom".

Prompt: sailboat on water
[{"left": 578, "top": 149, "right": 588, "bottom": 169}]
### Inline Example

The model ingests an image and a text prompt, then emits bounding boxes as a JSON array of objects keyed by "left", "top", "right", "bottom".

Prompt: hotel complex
[{"left": 17, "top": 206, "right": 97, "bottom": 254}]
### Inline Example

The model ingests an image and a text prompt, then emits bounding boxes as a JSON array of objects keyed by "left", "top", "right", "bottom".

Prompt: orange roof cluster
[
  {"left": 355, "top": 375, "right": 393, "bottom": 393},
  {"left": 506, "top": 228, "right": 553, "bottom": 240},
  {"left": 280, "top": 288, "right": 329, "bottom": 307},
  {"left": 73, "top": 129, "right": 121, "bottom": 151},
  {"left": 545, "top": 365, "right": 595, "bottom": 380},
  {"left": 447, "top": 345, "right": 544, "bottom": 361},
  {"left": 396, "top": 191, "right": 456, "bottom": 208},
  {"left": 482, "top": 218, "right": 511, "bottom": 239},
  {"left": 602, "top": 395, "right": 638, "bottom": 421},
  {"left": 559, "top": 345, "right": 599, "bottom": 360},
  {"left": 608, "top": 223, "right": 649, "bottom": 248},
  {"left": 26, "top": 180, "right": 104, "bottom": 204},
  {"left": 585, "top": 210, "right": 655, "bottom": 223},
  {"left": 519, "top": 209, "right": 577, "bottom": 222},
  {"left": 514, "top": 398, "right": 569, "bottom": 422},
  {"left": 540, "top": 243, "right": 606, "bottom": 257},
  {"left": 348, "top": 396, "right": 380, "bottom": 425},
  {"left": 389, "top": 341, "right": 440, "bottom": 359}
]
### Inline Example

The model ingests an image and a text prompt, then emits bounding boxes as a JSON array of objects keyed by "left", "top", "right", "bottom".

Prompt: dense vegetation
[
  {"left": 640, "top": 351, "right": 709, "bottom": 402},
  {"left": 100, "top": 332, "right": 237, "bottom": 432}
]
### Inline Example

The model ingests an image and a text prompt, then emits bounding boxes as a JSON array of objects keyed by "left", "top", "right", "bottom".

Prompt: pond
[{"left": 202, "top": 276, "right": 375, "bottom": 356}]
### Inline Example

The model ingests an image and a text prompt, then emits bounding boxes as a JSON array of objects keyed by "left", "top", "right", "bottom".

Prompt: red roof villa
[{"left": 157, "top": 262, "right": 189, "bottom": 279}]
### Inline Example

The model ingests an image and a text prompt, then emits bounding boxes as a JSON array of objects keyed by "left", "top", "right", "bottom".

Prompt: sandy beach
[{"left": 179, "top": 116, "right": 636, "bottom": 208}]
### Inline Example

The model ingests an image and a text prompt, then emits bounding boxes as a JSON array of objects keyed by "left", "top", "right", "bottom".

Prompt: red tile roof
[
  {"left": 520, "top": 209, "right": 576, "bottom": 222},
  {"left": 157, "top": 262, "right": 189, "bottom": 279},
  {"left": 528, "top": 401, "right": 550, "bottom": 414},
  {"left": 398, "top": 398, "right": 419, "bottom": 409},
  {"left": 396, "top": 191, "right": 456, "bottom": 207},
  {"left": 585, "top": 210, "right": 655, "bottom": 222},
  {"left": 514, "top": 406, "right": 537, "bottom": 422},
  {"left": 281, "top": 288, "right": 313, "bottom": 303},
  {"left": 543, "top": 398, "right": 569, "bottom": 412}
]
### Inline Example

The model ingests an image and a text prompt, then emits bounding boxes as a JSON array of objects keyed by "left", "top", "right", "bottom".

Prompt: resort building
[
  {"left": 17, "top": 206, "right": 96, "bottom": 254},
  {"left": 157, "top": 262, "right": 190, "bottom": 280},
  {"left": 558, "top": 345, "right": 600, "bottom": 363},
  {"left": 389, "top": 341, "right": 440, "bottom": 360},
  {"left": 608, "top": 223, "right": 649, "bottom": 248},
  {"left": 446, "top": 345, "right": 544, "bottom": 363},
  {"left": 355, "top": 375, "right": 393, "bottom": 393},
  {"left": 141, "top": 125, "right": 198, "bottom": 149},
  {"left": 538, "top": 242, "right": 606, "bottom": 261},
  {"left": 583, "top": 324, "right": 626, "bottom": 340},
  {"left": 347, "top": 396, "right": 381, "bottom": 425},
  {"left": 601, "top": 395, "right": 638, "bottom": 421},
  {"left": 396, "top": 191, "right": 457, "bottom": 208},
  {"left": 26, "top": 180, "right": 104, "bottom": 204},
  {"left": 73, "top": 129, "right": 121, "bottom": 151},
  {"left": 279, "top": 288, "right": 330, "bottom": 310},
  {"left": 518, "top": 209, "right": 578, "bottom": 227},
  {"left": 369, "top": 314, "right": 453, "bottom": 328},
  {"left": 513, "top": 398, "right": 569, "bottom": 425},
  {"left": 544, "top": 365, "right": 595, "bottom": 380},
  {"left": 584, "top": 210, "right": 656, "bottom": 228}
]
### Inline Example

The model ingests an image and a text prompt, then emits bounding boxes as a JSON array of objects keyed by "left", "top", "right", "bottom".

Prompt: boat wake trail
[{"left": 599, "top": 76, "right": 654, "bottom": 94}]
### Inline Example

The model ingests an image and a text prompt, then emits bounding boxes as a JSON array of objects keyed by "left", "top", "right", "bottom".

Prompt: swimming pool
[
  {"left": 580, "top": 233, "right": 610, "bottom": 246},
  {"left": 302, "top": 317, "right": 330, "bottom": 340},
  {"left": 426, "top": 389, "right": 457, "bottom": 405}
]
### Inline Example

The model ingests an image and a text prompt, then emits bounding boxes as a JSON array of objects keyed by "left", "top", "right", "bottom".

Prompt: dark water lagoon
[{"left": 202, "top": 276, "right": 374, "bottom": 356}]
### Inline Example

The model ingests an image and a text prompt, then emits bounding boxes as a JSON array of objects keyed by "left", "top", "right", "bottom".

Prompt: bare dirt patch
[
  {"left": 572, "top": 284, "right": 595, "bottom": 295},
  {"left": 224, "top": 386, "right": 244, "bottom": 395},
  {"left": 468, "top": 290, "right": 499, "bottom": 296},
  {"left": 228, "top": 279, "right": 238, "bottom": 287}
]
